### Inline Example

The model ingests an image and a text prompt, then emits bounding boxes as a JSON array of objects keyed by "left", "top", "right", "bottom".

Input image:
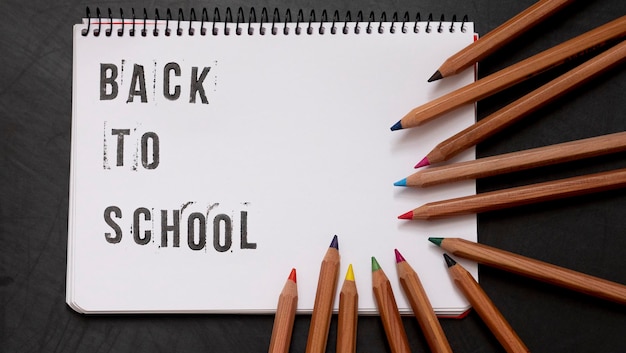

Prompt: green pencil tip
[
  {"left": 371, "top": 256, "right": 381, "bottom": 271},
  {"left": 428, "top": 237, "right": 443, "bottom": 247}
]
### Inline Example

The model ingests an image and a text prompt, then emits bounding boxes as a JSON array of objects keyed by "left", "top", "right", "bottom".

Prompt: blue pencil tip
[
  {"left": 394, "top": 178, "right": 407, "bottom": 187},
  {"left": 390, "top": 120, "right": 403, "bottom": 131}
]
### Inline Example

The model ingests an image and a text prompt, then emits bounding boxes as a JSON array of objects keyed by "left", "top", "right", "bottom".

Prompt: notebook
[{"left": 68, "top": 8, "right": 477, "bottom": 315}]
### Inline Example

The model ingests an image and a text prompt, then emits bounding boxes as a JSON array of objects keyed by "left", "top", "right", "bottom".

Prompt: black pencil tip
[
  {"left": 443, "top": 253, "right": 456, "bottom": 268},
  {"left": 427, "top": 70, "right": 443, "bottom": 82}
]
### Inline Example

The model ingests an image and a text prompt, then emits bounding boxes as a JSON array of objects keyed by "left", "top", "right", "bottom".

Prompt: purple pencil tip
[{"left": 330, "top": 235, "right": 339, "bottom": 250}]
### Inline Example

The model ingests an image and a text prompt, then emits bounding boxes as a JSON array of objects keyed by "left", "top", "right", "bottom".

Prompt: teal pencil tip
[
  {"left": 394, "top": 178, "right": 407, "bottom": 187},
  {"left": 390, "top": 120, "right": 403, "bottom": 131},
  {"left": 428, "top": 237, "right": 443, "bottom": 247},
  {"left": 371, "top": 256, "right": 381, "bottom": 271}
]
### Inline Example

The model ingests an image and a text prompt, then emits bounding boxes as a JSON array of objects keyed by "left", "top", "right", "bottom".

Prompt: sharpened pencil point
[
  {"left": 345, "top": 264, "right": 355, "bottom": 281},
  {"left": 371, "top": 256, "right": 381, "bottom": 271},
  {"left": 428, "top": 70, "right": 443, "bottom": 82},
  {"left": 443, "top": 253, "right": 456, "bottom": 268},
  {"left": 398, "top": 210, "right": 414, "bottom": 220},
  {"left": 288, "top": 268, "right": 297, "bottom": 283},
  {"left": 394, "top": 249, "right": 406, "bottom": 263},
  {"left": 428, "top": 237, "right": 443, "bottom": 247},
  {"left": 414, "top": 156, "right": 430, "bottom": 169},
  {"left": 390, "top": 120, "right": 403, "bottom": 131},
  {"left": 330, "top": 235, "right": 339, "bottom": 250},
  {"left": 394, "top": 178, "right": 407, "bottom": 187}
]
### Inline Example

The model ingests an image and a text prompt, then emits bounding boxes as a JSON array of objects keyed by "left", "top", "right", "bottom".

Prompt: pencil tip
[
  {"left": 394, "top": 178, "right": 407, "bottom": 187},
  {"left": 414, "top": 156, "right": 430, "bottom": 169},
  {"left": 288, "top": 268, "right": 297, "bottom": 283},
  {"left": 345, "top": 264, "right": 355, "bottom": 281},
  {"left": 394, "top": 249, "right": 406, "bottom": 263},
  {"left": 428, "top": 70, "right": 443, "bottom": 82},
  {"left": 390, "top": 120, "right": 403, "bottom": 131},
  {"left": 330, "top": 235, "right": 339, "bottom": 250},
  {"left": 371, "top": 256, "right": 381, "bottom": 271},
  {"left": 428, "top": 237, "right": 443, "bottom": 247},
  {"left": 398, "top": 210, "right": 414, "bottom": 220},
  {"left": 443, "top": 253, "right": 456, "bottom": 268}
]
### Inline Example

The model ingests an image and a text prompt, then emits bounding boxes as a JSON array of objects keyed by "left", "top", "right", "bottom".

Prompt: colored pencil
[
  {"left": 414, "top": 40, "right": 626, "bottom": 168},
  {"left": 443, "top": 254, "right": 530, "bottom": 353},
  {"left": 305, "top": 235, "right": 341, "bottom": 353},
  {"left": 395, "top": 131, "right": 626, "bottom": 187},
  {"left": 398, "top": 167, "right": 626, "bottom": 220},
  {"left": 395, "top": 249, "right": 453, "bottom": 353},
  {"left": 371, "top": 256, "right": 411, "bottom": 353},
  {"left": 431, "top": 237, "right": 626, "bottom": 305},
  {"left": 428, "top": 0, "right": 573, "bottom": 82},
  {"left": 268, "top": 268, "right": 298, "bottom": 353},
  {"left": 336, "top": 264, "right": 358, "bottom": 353},
  {"left": 390, "top": 15, "right": 626, "bottom": 131}
]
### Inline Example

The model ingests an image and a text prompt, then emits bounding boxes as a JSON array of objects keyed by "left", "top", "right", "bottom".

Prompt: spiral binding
[{"left": 81, "top": 7, "right": 468, "bottom": 37}]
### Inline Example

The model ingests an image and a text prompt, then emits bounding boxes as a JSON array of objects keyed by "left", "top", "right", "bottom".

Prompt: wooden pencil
[
  {"left": 390, "top": 15, "right": 626, "bottom": 131},
  {"left": 443, "top": 254, "right": 530, "bottom": 353},
  {"left": 398, "top": 167, "right": 626, "bottom": 220},
  {"left": 431, "top": 237, "right": 626, "bottom": 305},
  {"left": 396, "top": 131, "right": 626, "bottom": 187},
  {"left": 336, "top": 264, "right": 358, "bottom": 353},
  {"left": 395, "top": 249, "right": 453, "bottom": 353},
  {"left": 414, "top": 39, "right": 626, "bottom": 168},
  {"left": 305, "top": 235, "right": 341, "bottom": 353},
  {"left": 371, "top": 256, "right": 411, "bottom": 353},
  {"left": 268, "top": 268, "right": 298, "bottom": 353},
  {"left": 429, "top": 0, "right": 573, "bottom": 82}
]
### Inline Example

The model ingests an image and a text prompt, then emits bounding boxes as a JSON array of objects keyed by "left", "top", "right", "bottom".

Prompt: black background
[{"left": 1, "top": 0, "right": 626, "bottom": 352}]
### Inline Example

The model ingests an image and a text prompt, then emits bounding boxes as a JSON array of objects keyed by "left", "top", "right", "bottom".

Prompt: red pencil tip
[
  {"left": 414, "top": 156, "right": 430, "bottom": 169},
  {"left": 288, "top": 268, "right": 297, "bottom": 283},
  {"left": 394, "top": 249, "right": 406, "bottom": 263},
  {"left": 398, "top": 210, "right": 414, "bottom": 220}
]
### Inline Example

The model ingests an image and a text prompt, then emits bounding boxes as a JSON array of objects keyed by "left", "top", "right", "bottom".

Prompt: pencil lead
[
  {"left": 330, "top": 234, "right": 339, "bottom": 250},
  {"left": 394, "top": 178, "right": 407, "bottom": 187},
  {"left": 398, "top": 210, "right": 414, "bottom": 220},
  {"left": 394, "top": 249, "right": 406, "bottom": 263},
  {"left": 443, "top": 253, "right": 457, "bottom": 268},
  {"left": 371, "top": 256, "right": 381, "bottom": 271},
  {"left": 414, "top": 156, "right": 430, "bottom": 169},
  {"left": 428, "top": 237, "right": 443, "bottom": 247},
  {"left": 288, "top": 268, "right": 297, "bottom": 283},
  {"left": 428, "top": 70, "right": 443, "bottom": 82},
  {"left": 345, "top": 264, "right": 355, "bottom": 281},
  {"left": 390, "top": 120, "right": 403, "bottom": 131}
]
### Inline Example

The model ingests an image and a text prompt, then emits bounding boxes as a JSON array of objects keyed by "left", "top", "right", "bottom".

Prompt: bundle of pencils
[{"left": 391, "top": 10, "right": 626, "bottom": 219}]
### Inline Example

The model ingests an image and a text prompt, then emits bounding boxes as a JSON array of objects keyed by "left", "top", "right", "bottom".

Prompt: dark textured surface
[{"left": 1, "top": 1, "right": 625, "bottom": 352}]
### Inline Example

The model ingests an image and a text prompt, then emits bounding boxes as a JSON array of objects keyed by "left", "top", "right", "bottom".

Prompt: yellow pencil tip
[{"left": 345, "top": 264, "right": 355, "bottom": 281}]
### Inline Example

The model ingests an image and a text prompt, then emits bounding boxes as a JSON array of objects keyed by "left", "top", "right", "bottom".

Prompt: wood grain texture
[
  {"left": 268, "top": 269, "right": 298, "bottom": 353},
  {"left": 425, "top": 39, "right": 626, "bottom": 164},
  {"left": 446, "top": 256, "right": 530, "bottom": 353},
  {"left": 438, "top": 238, "right": 626, "bottom": 305},
  {"left": 398, "top": 15, "right": 626, "bottom": 129},
  {"left": 406, "top": 131, "right": 626, "bottom": 187},
  {"left": 410, "top": 168, "right": 626, "bottom": 219},
  {"left": 435, "top": 0, "right": 573, "bottom": 78}
]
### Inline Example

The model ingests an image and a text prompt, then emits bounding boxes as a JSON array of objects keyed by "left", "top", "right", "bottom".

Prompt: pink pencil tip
[
  {"left": 288, "top": 268, "right": 297, "bottom": 283},
  {"left": 414, "top": 156, "right": 430, "bottom": 169},
  {"left": 394, "top": 249, "right": 406, "bottom": 263},
  {"left": 398, "top": 210, "right": 414, "bottom": 220}
]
